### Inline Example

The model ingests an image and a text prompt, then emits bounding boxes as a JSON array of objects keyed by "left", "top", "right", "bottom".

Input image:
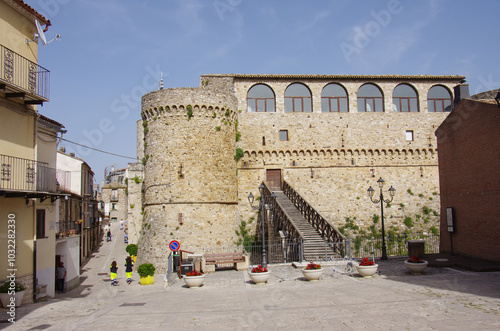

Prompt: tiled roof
[
  {"left": 7, "top": 0, "right": 51, "bottom": 28},
  {"left": 202, "top": 73, "right": 466, "bottom": 82}
]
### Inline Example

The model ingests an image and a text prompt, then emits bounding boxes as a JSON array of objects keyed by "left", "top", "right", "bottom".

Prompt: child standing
[
  {"left": 125, "top": 256, "right": 134, "bottom": 284},
  {"left": 110, "top": 261, "right": 118, "bottom": 286}
]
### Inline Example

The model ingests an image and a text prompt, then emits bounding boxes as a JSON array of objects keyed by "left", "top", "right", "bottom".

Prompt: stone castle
[{"left": 131, "top": 74, "right": 465, "bottom": 272}]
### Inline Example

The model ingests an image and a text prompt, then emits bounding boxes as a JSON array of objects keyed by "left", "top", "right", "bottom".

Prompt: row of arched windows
[{"left": 247, "top": 83, "right": 453, "bottom": 113}]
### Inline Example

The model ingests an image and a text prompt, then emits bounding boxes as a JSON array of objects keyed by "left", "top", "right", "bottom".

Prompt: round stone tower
[{"left": 137, "top": 87, "right": 239, "bottom": 272}]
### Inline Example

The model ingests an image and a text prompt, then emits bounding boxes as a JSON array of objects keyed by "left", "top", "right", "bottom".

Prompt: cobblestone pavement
[{"left": 2, "top": 222, "right": 500, "bottom": 330}]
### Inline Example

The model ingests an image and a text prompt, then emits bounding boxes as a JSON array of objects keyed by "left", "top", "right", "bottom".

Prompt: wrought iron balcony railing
[
  {"left": 0, "top": 44, "right": 50, "bottom": 103},
  {"left": 0, "top": 154, "right": 57, "bottom": 193}
]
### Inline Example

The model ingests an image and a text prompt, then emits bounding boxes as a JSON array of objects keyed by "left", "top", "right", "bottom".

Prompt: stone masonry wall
[
  {"left": 126, "top": 162, "right": 144, "bottom": 245},
  {"left": 137, "top": 87, "right": 239, "bottom": 272},
  {"left": 136, "top": 74, "right": 464, "bottom": 271}
]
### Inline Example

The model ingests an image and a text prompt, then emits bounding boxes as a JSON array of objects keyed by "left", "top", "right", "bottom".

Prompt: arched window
[
  {"left": 321, "top": 83, "right": 348, "bottom": 112},
  {"left": 427, "top": 85, "right": 452, "bottom": 112},
  {"left": 247, "top": 84, "right": 275, "bottom": 112},
  {"left": 284, "top": 83, "right": 312, "bottom": 112},
  {"left": 357, "top": 83, "right": 384, "bottom": 112},
  {"left": 392, "top": 84, "right": 419, "bottom": 112}
]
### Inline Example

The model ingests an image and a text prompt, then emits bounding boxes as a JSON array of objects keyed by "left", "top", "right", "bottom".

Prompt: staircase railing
[
  {"left": 283, "top": 180, "right": 345, "bottom": 244},
  {"left": 261, "top": 182, "right": 304, "bottom": 248}
]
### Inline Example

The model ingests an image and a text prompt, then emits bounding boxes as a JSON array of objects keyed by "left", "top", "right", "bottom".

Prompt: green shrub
[
  {"left": 137, "top": 263, "right": 155, "bottom": 277},
  {"left": 126, "top": 244, "right": 138, "bottom": 256},
  {"left": 430, "top": 226, "right": 439, "bottom": 236},
  {"left": 0, "top": 280, "right": 25, "bottom": 293},
  {"left": 234, "top": 148, "right": 244, "bottom": 161},
  {"left": 404, "top": 216, "right": 413, "bottom": 228}
]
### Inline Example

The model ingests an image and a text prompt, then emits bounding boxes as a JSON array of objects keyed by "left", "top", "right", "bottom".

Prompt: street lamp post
[
  {"left": 248, "top": 183, "right": 276, "bottom": 268},
  {"left": 367, "top": 177, "right": 396, "bottom": 261}
]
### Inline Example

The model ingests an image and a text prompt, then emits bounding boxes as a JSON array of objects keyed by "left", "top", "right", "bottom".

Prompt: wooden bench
[{"left": 202, "top": 252, "right": 248, "bottom": 273}]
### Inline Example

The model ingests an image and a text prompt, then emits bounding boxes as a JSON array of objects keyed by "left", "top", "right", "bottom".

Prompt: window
[
  {"left": 247, "top": 84, "right": 276, "bottom": 112},
  {"left": 112, "top": 203, "right": 116, "bottom": 210},
  {"left": 285, "top": 83, "right": 312, "bottom": 112},
  {"left": 427, "top": 85, "right": 452, "bottom": 112},
  {"left": 406, "top": 130, "right": 414, "bottom": 141},
  {"left": 279, "top": 130, "right": 288, "bottom": 141},
  {"left": 322, "top": 83, "right": 348, "bottom": 112},
  {"left": 357, "top": 83, "right": 384, "bottom": 112},
  {"left": 36, "top": 209, "right": 45, "bottom": 239},
  {"left": 393, "top": 84, "right": 419, "bottom": 112}
]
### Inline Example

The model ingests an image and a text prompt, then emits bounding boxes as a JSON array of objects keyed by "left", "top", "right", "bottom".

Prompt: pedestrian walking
[
  {"left": 56, "top": 262, "right": 66, "bottom": 293},
  {"left": 107, "top": 229, "right": 111, "bottom": 242},
  {"left": 110, "top": 261, "right": 118, "bottom": 286},
  {"left": 120, "top": 220, "right": 124, "bottom": 230},
  {"left": 125, "top": 256, "right": 134, "bottom": 284}
]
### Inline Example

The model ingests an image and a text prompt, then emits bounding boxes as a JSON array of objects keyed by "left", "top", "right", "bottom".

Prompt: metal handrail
[
  {"left": 283, "top": 180, "right": 345, "bottom": 243},
  {"left": 260, "top": 182, "right": 304, "bottom": 242},
  {"left": 0, "top": 153, "right": 57, "bottom": 192},
  {"left": 0, "top": 44, "right": 50, "bottom": 100}
]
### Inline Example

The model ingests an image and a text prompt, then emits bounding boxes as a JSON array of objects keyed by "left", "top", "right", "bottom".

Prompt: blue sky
[{"left": 31, "top": 0, "right": 500, "bottom": 184}]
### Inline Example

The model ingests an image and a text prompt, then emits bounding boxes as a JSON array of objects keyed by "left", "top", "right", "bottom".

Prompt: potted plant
[
  {"left": 0, "top": 280, "right": 26, "bottom": 308},
  {"left": 183, "top": 269, "right": 205, "bottom": 288},
  {"left": 137, "top": 263, "right": 155, "bottom": 285},
  {"left": 355, "top": 258, "right": 378, "bottom": 278},
  {"left": 248, "top": 265, "right": 271, "bottom": 285},
  {"left": 301, "top": 262, "right": 323, "bottom": 281},
  {"left": 404, "top": 256, "right": 428, "bottom": 274},
  {"left": 126, "top": 244, "right": 138, "bottom": 263}
]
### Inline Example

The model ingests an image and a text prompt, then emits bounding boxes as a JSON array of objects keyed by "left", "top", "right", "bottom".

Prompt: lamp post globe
[{"left": 367, "top": 177, "right": 396, "bottom": 261}]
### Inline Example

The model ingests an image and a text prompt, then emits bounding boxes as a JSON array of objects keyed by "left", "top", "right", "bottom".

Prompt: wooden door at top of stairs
[{"left": 266, "top": 169, "right": 281, "bottom": 191}]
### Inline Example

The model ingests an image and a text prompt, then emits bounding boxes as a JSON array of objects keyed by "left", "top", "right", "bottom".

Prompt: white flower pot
[
  {"left": 301, "top": 268, "right": 323, "bottom": 281},
  {"left": 248, "top": 271, "right": 271, "bottom": 285},
  {"left": 0, "top": 290, "right": 24, "bottom": 308},
  {"left": 183, "top": 274, "right": 206, "bottom": 288},
  {"left": 355, "top": 264, "right": 378, "bottom": 278},
  {"left": 404, "top": 260, "right": 428, "bottom": 274}
]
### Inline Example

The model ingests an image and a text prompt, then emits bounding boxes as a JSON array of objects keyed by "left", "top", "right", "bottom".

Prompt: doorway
[{"left": 266, "top": 169, "right": 282, "bottom": 191}]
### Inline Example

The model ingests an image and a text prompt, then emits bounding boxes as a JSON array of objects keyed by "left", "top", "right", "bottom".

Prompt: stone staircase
[
  {"left": 35, "top": 283, "right": 48, "bottom": 302},
  {"left": 273, "top": 191, "right": 337, "bottom": 261}
]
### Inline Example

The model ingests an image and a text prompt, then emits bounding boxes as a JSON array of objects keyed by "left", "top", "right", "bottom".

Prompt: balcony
[
  {"left": 56, "top": 220, "right": 81, "bottom": 239},
  {"left": 0, "top": 153, "right": 57, "bottom": 196},
  {"left": 0, "top": 44, "right": 50, "bottom": 105},
  {"left": 110, "top": 196, "right": 119, "bottom": 202}
]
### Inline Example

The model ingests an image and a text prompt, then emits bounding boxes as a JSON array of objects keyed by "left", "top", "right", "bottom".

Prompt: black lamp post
[
  {"left": 367, "top": 177, "right": 396, "bottom": 260},
  {"left": 248, "top": 184, "right": 276, "bottom": 268}
]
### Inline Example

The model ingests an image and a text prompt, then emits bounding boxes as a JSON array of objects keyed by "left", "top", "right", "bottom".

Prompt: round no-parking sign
[{"left": 169, "top": 240, "right": 180, "bottom": 252}]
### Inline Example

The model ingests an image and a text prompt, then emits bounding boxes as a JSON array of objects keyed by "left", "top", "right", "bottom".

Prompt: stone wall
[
  {"left": 135, "top": 74, "right": 465, "bottom": 272},
  {"left": 126, "top": 163, "right": 144, "bottom": 245},
  {"left": 138, "top": 87, "right": 239, "bottom": 272}
]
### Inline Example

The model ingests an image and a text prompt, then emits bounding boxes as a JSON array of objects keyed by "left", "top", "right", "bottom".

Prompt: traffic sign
[{"left": 169, "top": 240, "right": 180, "bottom": 252}]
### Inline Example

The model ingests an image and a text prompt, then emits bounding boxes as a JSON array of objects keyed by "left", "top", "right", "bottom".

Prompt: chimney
[
  {"left": 454, "top": 84, "right": 470, "bottom": 108},
  {"left": 69, "top": 152, "right": 75, "bottom": 157},
  {"left": 59, "top": 147, "right": 66, "bottom": 153}
]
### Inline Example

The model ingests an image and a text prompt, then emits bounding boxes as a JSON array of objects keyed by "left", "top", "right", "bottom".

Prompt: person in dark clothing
[
  {"left": 110, "top": 261, "right": 118, "bottom": 286},
  {"left": 107, "top": 229, "right": 111, "bottom": 242},
  {"left": 125, "top": 256, "right": 134, "bottom": 284},
  {"left": 56, "top": 262, "right": 66, "bottom": 293}
]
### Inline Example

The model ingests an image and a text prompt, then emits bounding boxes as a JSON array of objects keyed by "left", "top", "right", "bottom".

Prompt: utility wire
[{"left": 61, "top": 138, "right": 138, "bottom": 160}]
